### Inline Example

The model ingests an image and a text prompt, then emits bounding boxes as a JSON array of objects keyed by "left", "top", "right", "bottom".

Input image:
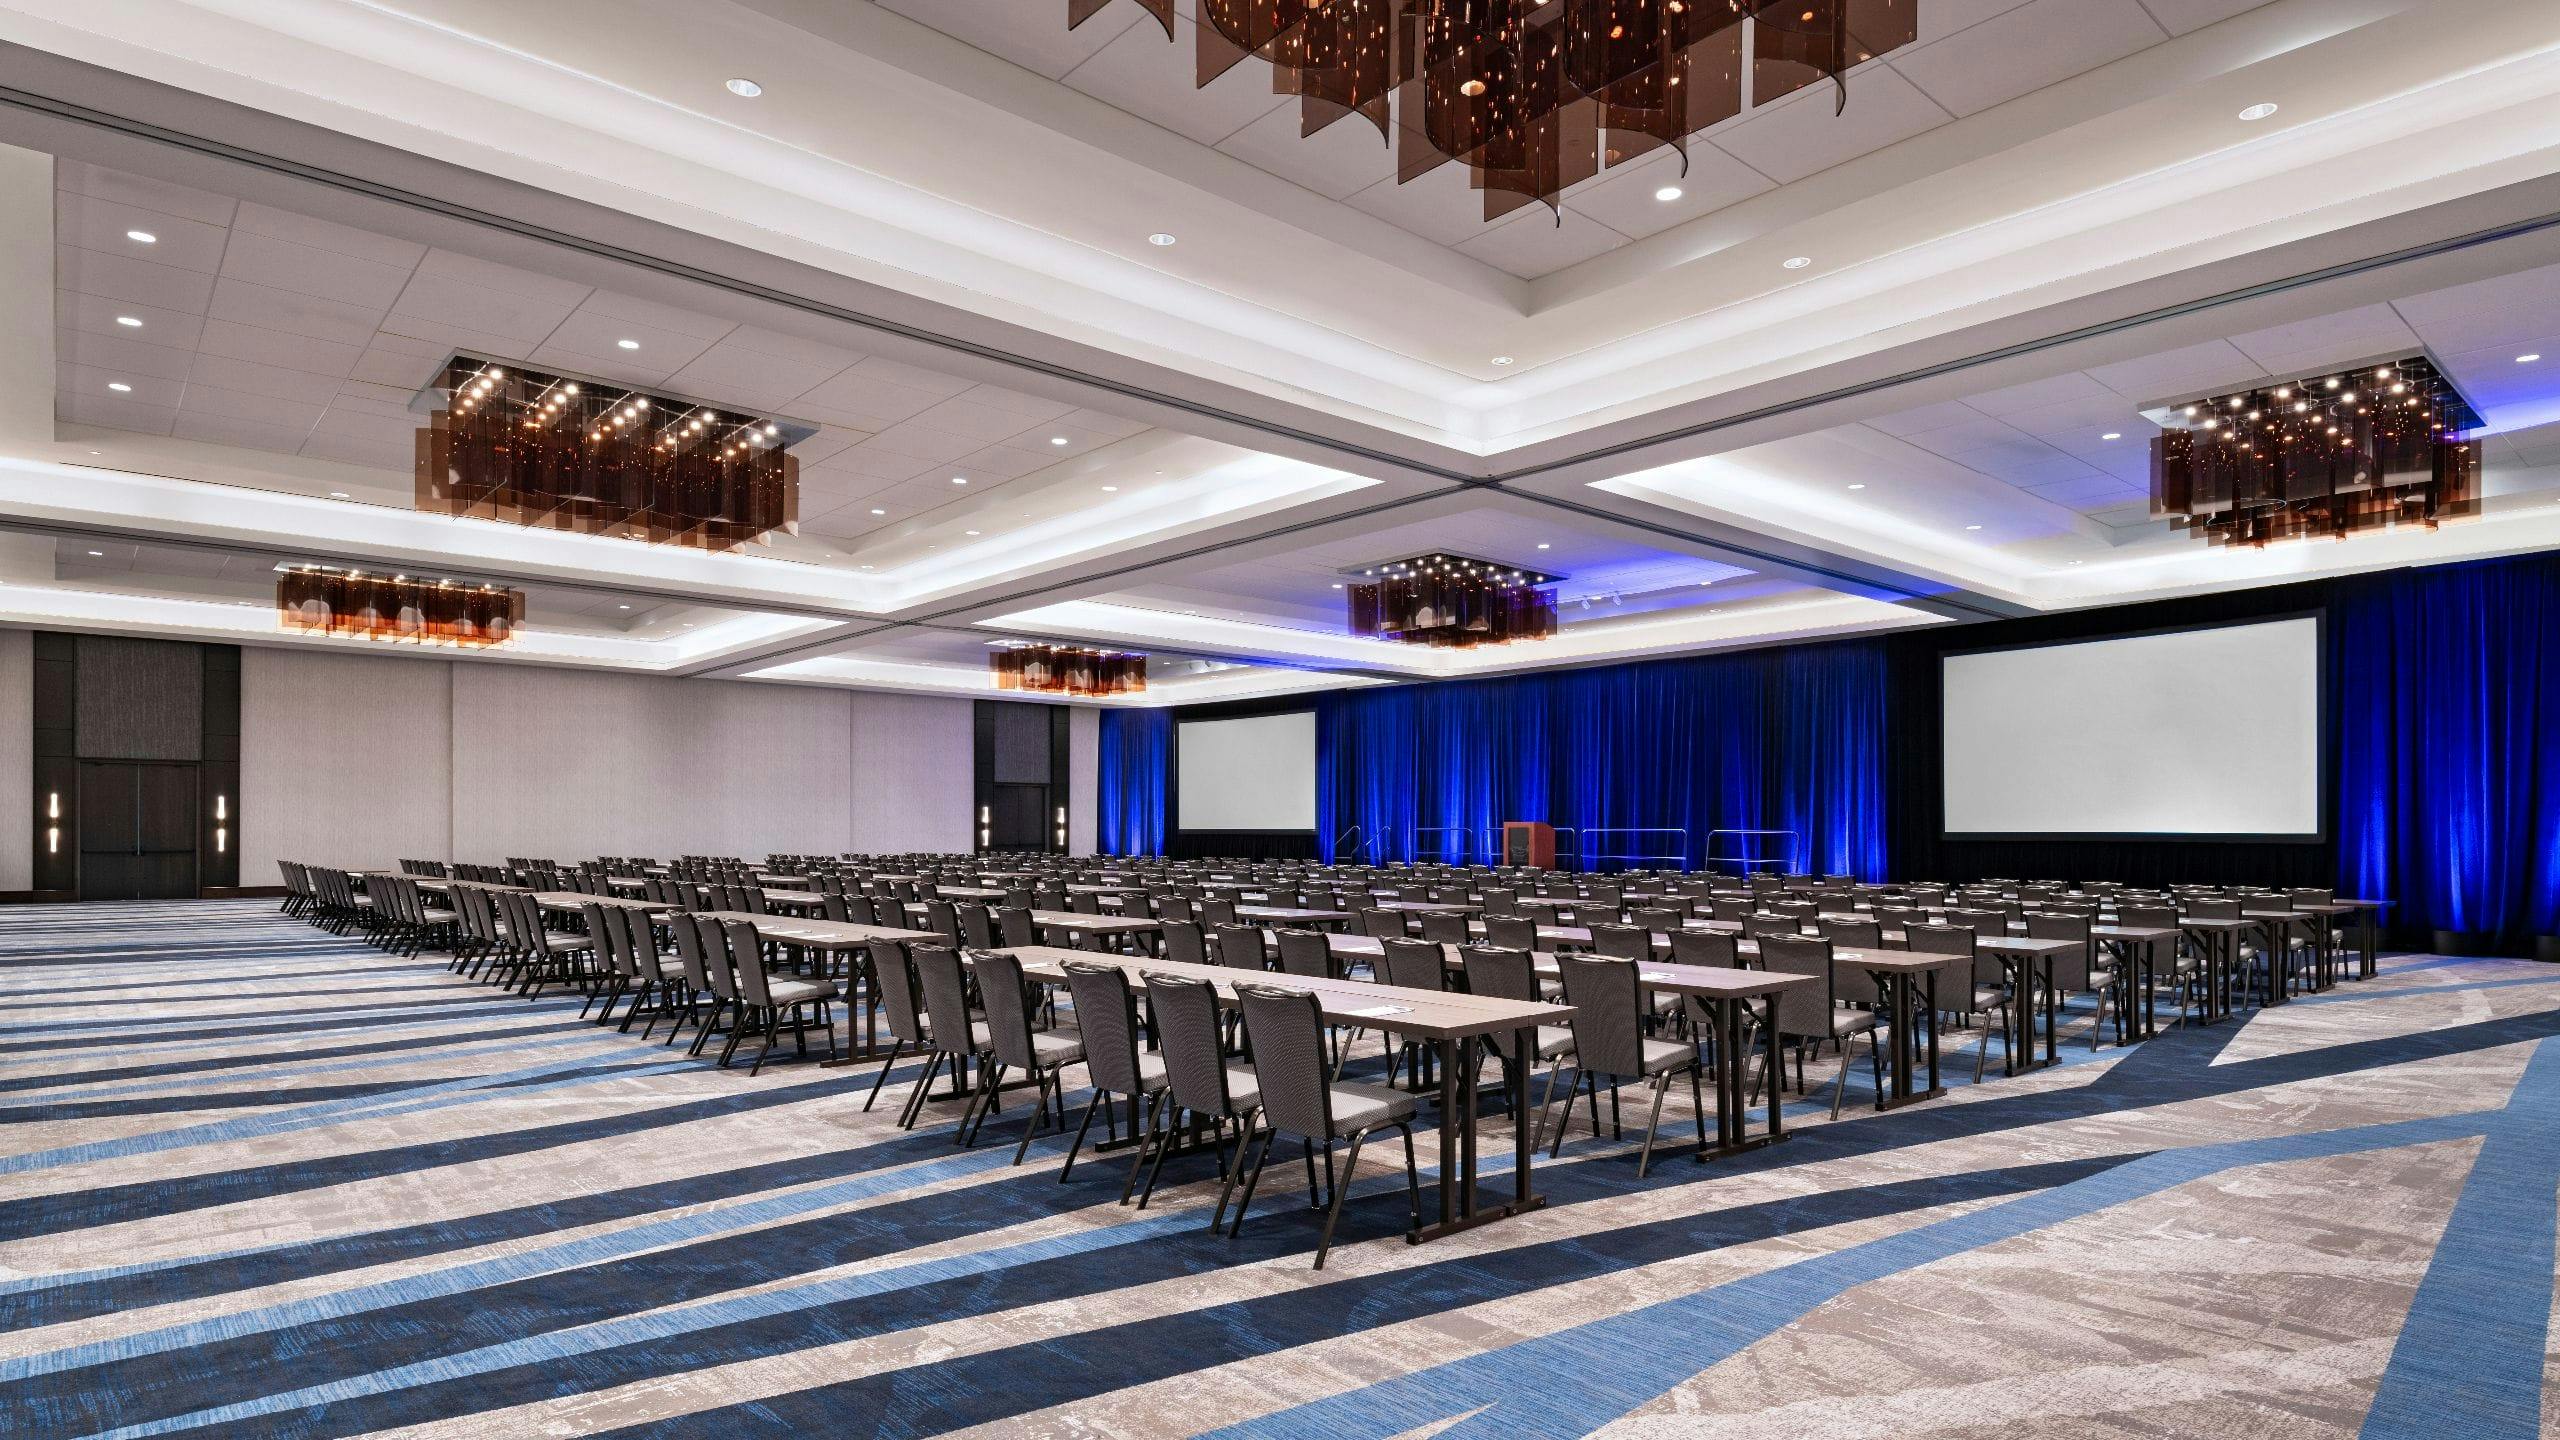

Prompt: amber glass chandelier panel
[
  {"left": 1346, "top": 552, "right": 1558, "bottom": 648},
  {"left": 2151, "top": 356, "right": 2483, "bottom": 548},
  {"left": 1070, "top": 0, "right": 1915, "bottom": 221},
  {"left": 276, "top": 568, "right": 526, "bottom": 648},
  {"left": 416, "top": 358, "right": 801, "bottom": 553},
  {"left": 991, "top": 644, "right": 1150, "bottom": 697}
]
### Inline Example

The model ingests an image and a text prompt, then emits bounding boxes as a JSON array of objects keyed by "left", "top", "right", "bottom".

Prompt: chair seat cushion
[
  {"left": 543, "top": 934, "right": 588, "bottom": 952},
  {"left": 1533, "top": 1025, "right": 1574, "bottom": 1060},
  {"left": 766, "top": 979, "right": 838, "bottom": 1006},
  {"left": 1030, "top": 1030, "right": 1084, "bottom": 1065},
  {"left": 1223, "top": 1064, "right": 1261, "bottom": 1115},
  {"left": 1638, "top": 1036, "right": 1692, "bottom": 1074},
  {"left": 922, "top": 1018, "right": 991, "bottom": 1052},
  {"left": 1829, "top": 1009, "right": 1879, "bottom": 1038},
  {"left": 1326, "top": 1078, "right": 1420, "bottom": 1135},
  {"left": 1135, "top": 1050, "right": 1169, "bottom": 1090}
]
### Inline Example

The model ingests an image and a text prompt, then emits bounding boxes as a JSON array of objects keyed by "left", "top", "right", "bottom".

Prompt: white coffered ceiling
[{"left": 0, "top": 0, "right": 2555, "bottom": 703}]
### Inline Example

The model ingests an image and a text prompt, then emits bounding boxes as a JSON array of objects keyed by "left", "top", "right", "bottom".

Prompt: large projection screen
[
  {"left": 1177, "top": 712, "right": 1317, "bottom": 831},
  {"left": 1942, "top": 617, "right": 2322, "bottom": 838}
]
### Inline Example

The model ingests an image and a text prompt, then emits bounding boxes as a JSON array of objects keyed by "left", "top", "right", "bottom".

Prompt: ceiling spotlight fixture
[
  {"left": 617, "top": 339, "right": 640, "bottom": 350},
  {"left": 951, "top": 476, "right": 969, "bottom": 484},
  {"left": 2149, "top": 354, "right": 2480, "bottom": 547},
  {"left": 1065, "top": 2, "right": 1915, "bottom": 221},
  {"left": 617, "top": 604, "right": 631, "bottom": 610},
  {"left": 1490, "top": 356, "right": 1515, "bottom": 366},
  {"left": 107, "top": 381, "right": 131, "bottom": 392},
  {"left": 2101, "top": 432, "right": 2122, "bottom": 441},
  {"left": 1653, "top": 185, "right": 1684, "bottom": 202},
  {"left": 114, "top": 315, "right": 142, "bottom": 328},
  {"left": 125, "top": 229, "right": 156, "bottom": 244},
  {"left": 1964, "top": 524, "right": 1982, "bottom": 531},
  {"left": 1535, "top": 542, "right": 1550, "bottom": 549},
  {"left": 870, "top": 507, "right": 886, "bottom": 515},
  {"left": 1049, "top": 436, "right": 1070, "bottom": 446},
  {"left": 1846, "top": 482, "right": 1866, "bottom": 490},
  {"left": 2237, "top": 102, "right": 2279, "bottom": 121},
  {"left": 964, "top": 529, "right": 981, "bottom": 536},
  {"left": 2520, "top": 354, "right": 2543, "bottom": 364},
  {"left": 86, "top": 550, "right": 102, "bottom": 557},
  {"left": 1147, "top": 232, "right": 1177, "bottom": 246},
  {"left": 725, "top": 77, "right": 763, "bottom": 97},
  {"left": 1782, "top": 255, "right": 1812, "bottom": 270},
  {"left": 329, "top": 491, "right": 350, "bottom": 499},
  {"left": 1101, "top": 485, "right": 1118, "bottom": 492}
]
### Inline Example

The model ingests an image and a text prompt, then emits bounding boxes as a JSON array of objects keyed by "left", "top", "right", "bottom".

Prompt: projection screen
[
  {"left": 1176, "top": 711, "right": 1317, "bottom": 831},
  {"left": 1941, "top": 616, "right": 2321, "bottom": 837}
]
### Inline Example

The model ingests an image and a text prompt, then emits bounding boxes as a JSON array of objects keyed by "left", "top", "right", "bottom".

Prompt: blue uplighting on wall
[
  {"left": 1095, "top": 708, "right": 1171, "bottom": 856},
  {"left": 2334, "top": 552, "right": 2560, "bottom": 945},
  {"left": 1316, "top": 640, "right": 1890, "bottom": 876}
]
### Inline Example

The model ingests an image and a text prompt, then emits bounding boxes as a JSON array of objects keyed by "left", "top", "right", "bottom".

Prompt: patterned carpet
[{"left": 4, "top": 901, "right": 2557, "bottom": 1439}]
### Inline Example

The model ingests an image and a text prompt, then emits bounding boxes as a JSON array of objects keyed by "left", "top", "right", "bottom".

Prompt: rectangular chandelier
[
  {"left": 276, "top": 565, "right": 525, "bottom": 648},
  {"left": 415, "top": 357, "right": 809, "bottom": 552},
  {"left": 2150, "top": 356, "right": 2482, "bottom": 547},
  {"left": 1346, "top": 553, "right": 1559, "bottom": 647},
  {"left": 990, "top": 643, "right": 1149, "bottom": 697}
]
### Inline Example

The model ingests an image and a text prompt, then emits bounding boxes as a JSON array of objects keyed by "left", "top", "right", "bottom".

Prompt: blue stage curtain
[
  {"left": 1317, "top": 639, "right": 1888, "bottom": 876},
  {"left": 2336, "top": 553, "right": 2560, "bottom": 946},
  {"left": 1096, "top": 708, "right": 1172, "bottom": 855}
]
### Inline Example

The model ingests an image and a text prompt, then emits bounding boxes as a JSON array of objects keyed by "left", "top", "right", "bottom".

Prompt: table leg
[
  {"left": 2260, "top": 921, "right": 2291, "bottom": 1006},
  {"left": 1692, "top": 997, "right": 1787, "bottom": 1161},
  {"left": 2359, "top": 907, "right": 2379, "bottom": 980},
  {"left": 1763, "top": 1000, "right": 1788, "bottom": 1141},
  {"left": 2040, "top": 956, "right": 2059, "bottom": 1065},
  {"left": 1511, "top": 1024, "right": 1539, "bottom": 1213},
  {"left": 1920, "top": 969, "right": 1942, "bottom": 1097}
]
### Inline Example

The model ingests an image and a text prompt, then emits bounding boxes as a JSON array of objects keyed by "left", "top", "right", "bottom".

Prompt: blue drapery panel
[
  {"left": 2337, "top": 553, "right": 2560, "bottom": 943},
  {"left": 1316, "top": 640, "right": 1888, "bottom": 876},
  {"left": 1096, "top": 708, "right": 1172, "bottom": 855}
]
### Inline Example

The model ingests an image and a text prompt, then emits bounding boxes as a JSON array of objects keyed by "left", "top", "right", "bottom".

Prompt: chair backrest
[
  {"left": 1478, "top": 886, "right": 1519, "bottom": 917},
  {"left": 1274, "top": 928, "right": 1336, "bottom": 979},
  {"left": 1212, "top": 925, "right": 1269, "bottom": 972},
  {"left": 1742, "top": 912, "right": 1801, "bottom": 940},
  {"left": 691, "top": 914, "right": 741, "bottom": 1000},
  {"left": 1234, "top": 983, "right": 1335, "bottom": 1140},
  {"left": 973, "top": 950, "right": 1042, "bottom": 1071},
  {"left": 1553, "top": 952, "right": 1646, "bottom": 1078},
  {"left": 1816, "top": 916, "right": 1883, "bottom": 948},
  {"left": 923, "top": 901, "right": 961, "bottom": 944},
  {"left": 1480, "top": 914, "right": 1539, "bottom": 951},
  {"left": 868, "top": 940, "right": 926, "bottom": 1043},
  {"left": 580, "top": 903, "right": 625, "bottom": 977},
  {"left": 1629, "top": 907, "right": 1682, "bottom": 933},
  {"left": 958, "top": 903, "right": 998, "bottom": 949},
  {"left": 1144, "top": 974, "right": 1237, "bottom": 1117},
  {"left": 1908, "top": 921, "right": 1994, "bottom": 988},
  {"left": 1197, "top": 898, "right": 1238, "bottom": 928},
  {"left": 2184, "top": 896, "right": 2240, "bottom": 920},
  {"left": 1377, "top": 937, "right": 1448, "bottom": 992},
  {"left": 1589, "top": 923, "right": 1651, "bottom": 961},
  {"left": 1410, "top": 911, "right": 1463, "bottom": 944},
  {"left": 1759, "top": 933, "right": 1838, "bottom": 1038},
  {"left": 909, "top": 945, "right": 977, "bottom": 1058},
  {"left": 2288, "top": 886, "right": 2334, "bottom": 906},
  {"left": 1063, "top": 962, "right": 1144, "bottom": 1095},
  {"left": 2119, "top": 902, "right": 2180, "bottom": 931},
  {"left": 2024, "top": 911, "right": 2094, "bottom": 988},
  {"left": 1155, "top": 894, "right": 1194, "bottom": 922},
  {"left": 1160, "top": 918, "right": 1207, "bottom": 966},
  {"left": 1667, "top": 928, "right": 1739, "bottom": 968},
  {"left": 722, "top": 919, "right": 774, "bottom": 1005},
  {"left": 1359, "top": 908, "right": 1411, "bottom": 939}
]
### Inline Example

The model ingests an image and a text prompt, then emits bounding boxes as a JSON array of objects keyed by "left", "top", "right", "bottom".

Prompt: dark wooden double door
[{"left": 78, "top": 761, "right": 199, "bottom": 901}]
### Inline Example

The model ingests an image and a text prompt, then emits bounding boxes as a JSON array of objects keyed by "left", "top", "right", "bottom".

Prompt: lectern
[{"left": 1502, "top": 821, "right": 1556, "bottom": 869}]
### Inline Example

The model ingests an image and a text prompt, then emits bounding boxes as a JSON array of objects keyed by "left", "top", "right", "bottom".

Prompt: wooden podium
[{"left": 1501, "top": 821, "right": 1556, "bottom": 869}]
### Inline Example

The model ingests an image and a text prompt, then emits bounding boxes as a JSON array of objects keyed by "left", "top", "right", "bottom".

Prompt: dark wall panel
[{"left": 75, "top": 636, "right": 201, "bottom": 761}]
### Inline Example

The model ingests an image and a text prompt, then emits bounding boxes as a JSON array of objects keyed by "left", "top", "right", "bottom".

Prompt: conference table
[
  {"left": 988, "top": 944, "right": 1571, "bottom": 1243},
  {"left": 683, "top": 912, "right": 943, "bottom": 1061}
]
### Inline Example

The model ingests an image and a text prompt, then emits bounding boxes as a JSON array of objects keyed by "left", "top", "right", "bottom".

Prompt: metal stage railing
[
  {"left": 1412, "top": 825, "right": 1498, "bottom": 865},
  {"left": 1576, "top": 826, "right": 1688, "bottom": 873},
  {"left": 1704, "top": 827, "right": 1800, "bottom": 877}
]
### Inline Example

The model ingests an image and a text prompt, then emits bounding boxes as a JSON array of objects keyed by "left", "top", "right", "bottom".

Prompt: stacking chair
[
  {"left": 1273, "top": 929, "right": 1337, "bottom": 980},
  {"left": 1544, "top": 953, "right": 1704, "bottom": 1175},
  {"left": 1417, "top": 911, "right": 1471, "bottom": 945},
  {"left": 1375, "top": 937, "right": 1450, "bottom": 1086},
  {"left": 962, "top": 950, "right": 1084, "bottom": 1162},
  {"left": 922, "top": 900, "right": 963, "bottom": 946},
  {"left": 1816, "top": 916, "right": 1883, "bottom": 949},
  {"left": 579, "top": 902, "right": 638, "bottom": 1024},
  {"left": 904, "top": 945, "right": 990, "bottom": 1131},
  {"left": 1907, "top": 922, "right": 2004, "bottom": 1080},
  {"left": 1056, "top": 961, "right": 1165, "bottom": 1190},
  {"left": 1760, "top": 933, "right": 1882, "bottom": 1120},
  {"left": 1358, "top": 908, "right": 1412, "bottom": 940},
  {"left": 2024, "top": 912, "right": 2113, "bottom": 1048},
  {"left": 1225, "top": 983, "right": 1424, "bottom": 1268},
  {"left": 1212, "top": 925, "right": 1270, "bottom": 972},
  {"left": 858, "top": 940, "right": 932, "bottom": 1111},
  {"left": 1589, "top": 923, "right": 1652, "bottom": 960},
  {"left": 1480, "top": 914, "right": 1539, "bottom": 952},
  {"left": 997, "top": 905, "right": 1040, "bottom": 947},
  {"left": 958, "top": 904, "right": 999, "bottom": 949},
  {"left": 1160, "top": 918, "right": 1209, "bottom": 966},
  {"left": 1133, "top": 974, "right": 1261, "bottom": 1212},
  {"left": 2118, "top": 902, "right": 2198, "bottom": 1023},
  {"left": 712, "top": 918, "right": 836, "bottom": 1075},
  {"left": 1461, "top": 944, "right": 1573, "bottom": 1113}
]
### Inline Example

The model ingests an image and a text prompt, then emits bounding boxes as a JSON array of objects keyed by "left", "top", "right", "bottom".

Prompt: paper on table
[
  {"left": 1641, "top": 971, "right": 1674, "bottom": 982},
  {"left": 1347, "top": 1004, "right": 1411, "bottom": 1018}
]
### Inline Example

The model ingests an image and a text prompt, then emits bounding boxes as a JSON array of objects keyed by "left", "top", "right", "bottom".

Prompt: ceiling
[{"left": 0, "top": 1, "right": 2557, "bottom": 705}]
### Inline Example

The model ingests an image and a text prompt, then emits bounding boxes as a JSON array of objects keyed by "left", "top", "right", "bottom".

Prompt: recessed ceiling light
[
  {"left": 2237, "top": 102, "right": 2278, "bottom": 121},
  {"left": 106, "top": 381, "right": 131, "bottom": 392},
  {"left": 1490, "top": 356, "right": 1514, "bottom": 366},
  {"left": 870, "top": 507, "right": 886, "bottom": 514},
  {"left": 2520, "top": 353, "right": 2543, "bottom": 363},
  {"left": 951, "top": 475, "right": 969, "bottom": 484},
  {"left": 2070, "top": 559, "right": 2086, "bottom": 566},
  {"left": 1049, "top": 436, "right": 1070, "bottom": 445},
  {"left": 725, "top": 77, "right": 763, "bottom": 98},
  {"left": 1147, "top": 233, "right": 1177, "bottom": 247},
  {"left": 1964, "top": 524, "right": 1983, "bottom": 531},
  {"left": 1846, "top": 482, "right": 1865, "bottom": 490},
  {"left": 86, "top": 550, "right": 101, "bottom": 557},
  {"left": 964, "top": 530, "right": 980, "bottom": 536},
  {"left": 617, "top": 339, "right": 640, "bottom": 350},
  {"left": 1653, "top": 185, "right": 1683, "bottom": 202},
  {"left": 860, "top": 563, "right": 874, "bottom": 570},
  {"left": 1331, "top": 583, "right": 1343, "bottom": 590},
  {"left": 617, "top": 604, "right": 631, "bottom": 610},
  {"left": 125, "top": 229, "right": 155, "bottom": 244},
  {"left": 1101, "top": 485, "right": 1118, "bottom": 492},
  {"left": 2101, "top": 431, "right": 2123, "bottom": 440},
  {"left": 1782, "top": 255, "right": 1812, "bottom": 270},
  {"left": 114, "top": 315, "right": 142, "bottom": 328},
  {"left": 1535, "top": 542, "right": 1550, "bottom": 549},
  {"left": 329, "top": 491, "right": 350, "bottom": 499}
]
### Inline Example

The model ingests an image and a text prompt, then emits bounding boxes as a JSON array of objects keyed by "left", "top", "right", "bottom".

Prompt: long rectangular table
[
  {"left": 990, "top": 944, "right": 1571, "bottom": 1243},
  {"left": 688, "top": 912, "right": 944, "bottom": 1061}
]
